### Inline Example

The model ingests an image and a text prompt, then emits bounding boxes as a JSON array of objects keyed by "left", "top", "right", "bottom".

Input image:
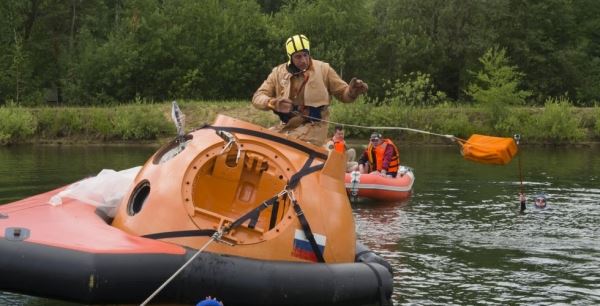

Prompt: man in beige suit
[{"left": 252, "top": 34, "right": 368, "bottom": 146}]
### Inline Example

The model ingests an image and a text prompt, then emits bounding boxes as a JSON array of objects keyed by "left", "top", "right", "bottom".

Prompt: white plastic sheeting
[{"left": 48, "top": 166, "right": 142, "bottom": 217}]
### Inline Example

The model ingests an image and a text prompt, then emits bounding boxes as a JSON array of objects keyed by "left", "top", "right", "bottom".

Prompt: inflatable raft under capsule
[{"left": 0, "top": 115, "right": 393, "bottom": 306}]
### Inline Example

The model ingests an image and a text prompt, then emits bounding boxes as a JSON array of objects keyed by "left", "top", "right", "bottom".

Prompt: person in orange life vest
[
  {"left": 252, "top": 34, "right": 368, "bottom": 146},
  {"left": 325, "top": 125, "right": 357, "bottom": 171},
  {"left": 326, "top": 125, "right": 348, "bottom": 153},
  {"left": 357, "top": 132, "right": 400, "bottom": 177}
]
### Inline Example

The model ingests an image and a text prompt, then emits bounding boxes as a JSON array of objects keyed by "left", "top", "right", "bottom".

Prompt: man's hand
[
  {"left": 348, "top": 77, "right": 368, "bottom": 98},
  {"left": 269, "top": 98, "right": 293, "bottom": 113}
]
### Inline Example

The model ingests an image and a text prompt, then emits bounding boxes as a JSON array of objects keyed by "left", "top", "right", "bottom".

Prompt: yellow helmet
[{"left": 285, "top": 34, "right": 310, "bottom": 61}]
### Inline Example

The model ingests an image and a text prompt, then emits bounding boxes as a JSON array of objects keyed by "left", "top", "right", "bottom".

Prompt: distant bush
[
  {"left": 529, "top": 97, "right": 585, "bottom": 143},
  {"left": 381, "top": 72, "right": 448, "bottom": 107},
  {"left": 330, "top": 99, "right": 372, "bottom": 138},
  {"left": 1, "top": 101, "right": 598, "bottom": 146},
  {"left": 84, "top": 108, "right": 117, "bottom": 139},
  {"left": 111, "top": 105, "right": 172, "bottom": 140},
  {"left": 594, "top": 106, "right": 600, "bottom": 138},
  {"left": 35, "top": 108, "right": 85, "bottom": 138},
  {"left": 494, "top": 107, "right": 533, "bottom": 137},
  {"left": 432, "top": 103, "right": 482, "bottom": 139},
  {"left": 0, "top": 107, "right": 36, "bottom": 144},
  {"left": 33, "top": 105, "right": 171, "bottom": 141}
]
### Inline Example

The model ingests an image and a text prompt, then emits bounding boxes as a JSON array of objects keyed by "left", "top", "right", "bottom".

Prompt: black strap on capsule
[{"left": 290, "top": 195, "right": 325, "bottom": 263}]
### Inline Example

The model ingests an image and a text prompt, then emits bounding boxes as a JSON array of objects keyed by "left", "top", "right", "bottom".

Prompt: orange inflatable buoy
[{"left": 458, "top": 134, "right": 518, "bottom": 165}]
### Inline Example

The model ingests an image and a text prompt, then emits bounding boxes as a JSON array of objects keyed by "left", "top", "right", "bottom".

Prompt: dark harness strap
[
  {"left": 229, "top": 195, "right": 280, "bottom": 230},
  {"left": 144, "top": 196, "right": 281, "bottom": 240},
  {"left": 218, "top": 156, "right": 326, "bottom": 262},
  {"left": 199, "top": 125, "right": 328, "bottom": 160},
  {"left": 172, "top": 125, "right": 327, "bottom": 262},
  {"left": 227, "top": 154, "right": 323, "bottom": 231},
  {"left": 291, "top": 197, "right": 325, "bottom": 263},
  {"left": 212, "top": 129, "right": 325, "bottom": 233},
  {"left": 288, "top": 155, "right": 324, "bottom": 189},
  {"left": 268, "top": 198, "right": 281, "bottom": 230},
  {"left": 142, "top": 229, "right": 216, "bottom": 239}
]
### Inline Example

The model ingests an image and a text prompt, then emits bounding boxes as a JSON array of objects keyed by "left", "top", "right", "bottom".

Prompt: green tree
[
  {"left": 0, "top": 0, "right": 35, "bottom": 104},
  {"left": 467, "top": 46, "right": 531, "bottom": 130},
  {"left": 571, "top": 0, "right": 600, "bottom": 104},
  {"left": 3, "top": 0, "right": 600, "bottom": 106},
  {"left": 168, "top": 0, "right": 273, "bottom": 100},
  {"left": 8, "top": 32, "right": 27, "bottom": 104},
  {"left": 493, "top": 0, "right": 600, "bottom": 105},
  {"left": 274, "top": 0, "right": 375, "bottom": 83},
  {"left": 0, "top": 0, "right": 115, "bottom": 104},
  {"left": 69, "top": 0, "right": 273, "bottom": 103},
  {"left": 370, "top": 0, "right": 498, "bottom": 100},
  {"left": 382, "top": 72, "right": 447, "bottom": 107}
]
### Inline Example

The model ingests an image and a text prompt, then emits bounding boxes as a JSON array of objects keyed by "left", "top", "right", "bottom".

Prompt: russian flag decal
[{"left": 291, "top": 229, "right": 326, "bottom": 262}]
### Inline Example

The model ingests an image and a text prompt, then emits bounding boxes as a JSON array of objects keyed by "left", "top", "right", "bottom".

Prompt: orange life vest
[
  {"left": 366, "top": 139, "right": 400, "bottom": 173},
  {"left": 333, "top": 139, "right": 346, "bottom": 153}
]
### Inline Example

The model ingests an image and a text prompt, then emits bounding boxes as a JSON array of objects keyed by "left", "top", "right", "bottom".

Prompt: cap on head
[
  {"left": 370, "top": 132, "right": 382, "bottom": 141},
  {"left": 286, "top": 34, "right": 310, "bottom": 61}
]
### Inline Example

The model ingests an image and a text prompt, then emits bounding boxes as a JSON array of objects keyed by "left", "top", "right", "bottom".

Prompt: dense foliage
[
  {"left": 1, "top": 0, "right": 600, "bottom": 106},
  {"left": 1, "top": 101, "right": 597, "bottom": 145}
]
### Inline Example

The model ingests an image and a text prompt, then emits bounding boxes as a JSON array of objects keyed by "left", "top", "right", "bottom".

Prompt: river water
[{"left": 1, "top": 144, "right": 599, "bottom": 305}]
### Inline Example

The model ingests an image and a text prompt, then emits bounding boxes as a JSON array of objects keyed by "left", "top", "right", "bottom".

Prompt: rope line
[
  {"left": 295, "top": 112, "right": 457, "bottom": 140},
  {"left": 515, "top": 135, "right": 525, "bottom": 194},
  {"left": 140, "top": 234, "right": 218, "bottom": 306}
]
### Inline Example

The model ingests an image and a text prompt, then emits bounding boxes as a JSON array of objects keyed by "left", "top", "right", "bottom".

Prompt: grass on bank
[{"left": 0, "top": 99, "right": 599, "bottom": 145}]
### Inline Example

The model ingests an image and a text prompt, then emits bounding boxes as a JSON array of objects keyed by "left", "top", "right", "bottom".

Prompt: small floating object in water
[
  {"left": 519, "top": 192, "right": 526, "bottom": 211},
  {"left": 534, "top": 193, "right": 547, "bottom": 208}
]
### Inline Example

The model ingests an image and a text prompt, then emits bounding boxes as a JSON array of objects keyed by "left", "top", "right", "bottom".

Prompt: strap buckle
[{"left": 212, "top": 224, "right": 235, "bottom": 246}]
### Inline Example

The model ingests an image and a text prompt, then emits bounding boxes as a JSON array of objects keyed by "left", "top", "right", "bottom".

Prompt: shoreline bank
[{"left": 1, "top": 101, "right": 599, "bottom": 146}]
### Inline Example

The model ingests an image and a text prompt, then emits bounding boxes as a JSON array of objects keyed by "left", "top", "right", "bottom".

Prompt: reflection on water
[
  {"left": 2, "top": 144, "right": 600, "bottom": 305},
  {"left": 0, "top": 145, "right": 156, "bottom": 204},
  {"left": 354, "top": 145, "right": 600, "bottom": 305}
]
